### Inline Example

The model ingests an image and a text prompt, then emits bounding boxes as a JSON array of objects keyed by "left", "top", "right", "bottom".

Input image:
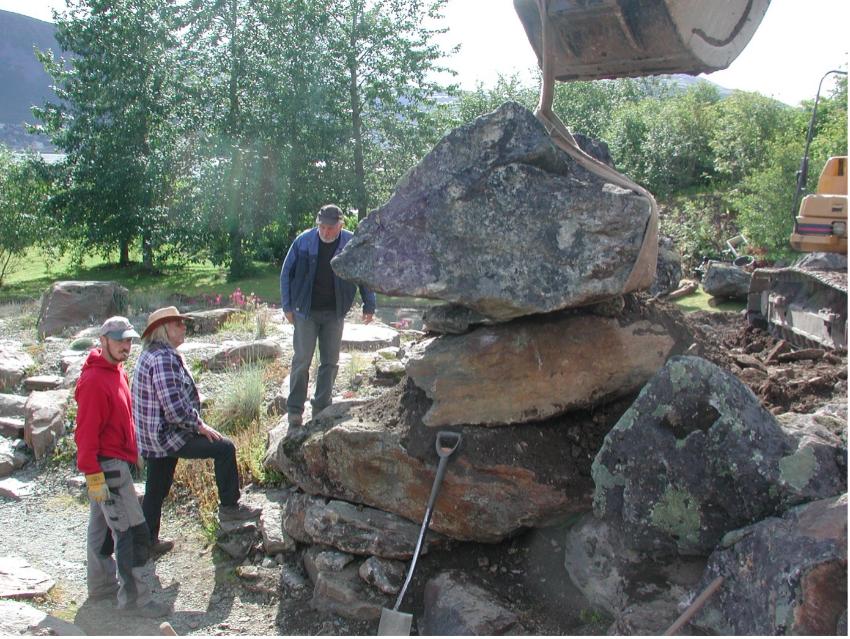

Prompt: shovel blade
[{"left": 378, "top": 608, "right": 412, "bottom": 636}]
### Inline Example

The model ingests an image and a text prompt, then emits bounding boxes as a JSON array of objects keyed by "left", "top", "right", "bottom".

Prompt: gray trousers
[
  {"left": 287, "top": 310, "right": 345, "bottom": 417},
  {"left": 86, "top": 458, "right": 152, "bottom": 609}
]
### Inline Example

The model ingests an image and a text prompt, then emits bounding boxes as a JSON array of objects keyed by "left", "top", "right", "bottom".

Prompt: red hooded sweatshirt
[{"left": 74, "top": 348, "right": 139, "bottom": 475}]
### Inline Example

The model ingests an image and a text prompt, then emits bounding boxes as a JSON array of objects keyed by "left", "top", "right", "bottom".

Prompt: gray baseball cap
[{"left": 99, "top": 316, "right": 140, "bottom": 340}]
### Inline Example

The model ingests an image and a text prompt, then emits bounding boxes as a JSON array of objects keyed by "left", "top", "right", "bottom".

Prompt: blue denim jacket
[{"left": 280, "top": 227, "right": 376, "bottom": 320}]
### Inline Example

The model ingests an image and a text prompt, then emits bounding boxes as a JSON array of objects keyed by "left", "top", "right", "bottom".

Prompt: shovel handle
[{"left": 393, "top": 431, "right": 462, "bottom": 611}]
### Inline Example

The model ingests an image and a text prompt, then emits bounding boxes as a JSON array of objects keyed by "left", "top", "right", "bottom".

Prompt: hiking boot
[
  {"left": 88, "top": 588, "right": 118, "bottom": 606},
  {"left": 120, "top": 600, "right": 171, "bottom": 618},
  {"left": 151, "top": 538, "right": 175, "bottom": 556},
  {"left": 287, "top": 412, "right": 303, "bottom": 427},
  {"left": 219, "top": 502, "right": 262, "bottom": 522}
]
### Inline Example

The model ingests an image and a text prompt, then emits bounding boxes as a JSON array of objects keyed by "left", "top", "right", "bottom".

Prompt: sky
[{"left": 2, "top": 0, "right": 847, "bottom": 106}]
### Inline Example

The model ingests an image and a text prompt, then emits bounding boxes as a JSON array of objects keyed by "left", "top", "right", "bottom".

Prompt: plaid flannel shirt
[{"left": 132, "top": 341, "right": 201, "bottom": 458}]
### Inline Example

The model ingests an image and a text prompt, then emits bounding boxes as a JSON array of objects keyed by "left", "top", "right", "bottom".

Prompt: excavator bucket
[{"left": 514, "top": 0, "right": 771, "bottom": 81}]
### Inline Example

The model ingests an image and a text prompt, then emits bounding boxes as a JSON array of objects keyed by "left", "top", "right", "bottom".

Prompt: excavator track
[{"left": 747, "top": 266, "right": 848, "bottom": 352}]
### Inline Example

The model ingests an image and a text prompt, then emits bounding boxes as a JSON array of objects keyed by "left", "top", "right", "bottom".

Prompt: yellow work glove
[{"left": 85, "top": 472, "right": 110, "bottom": 503}]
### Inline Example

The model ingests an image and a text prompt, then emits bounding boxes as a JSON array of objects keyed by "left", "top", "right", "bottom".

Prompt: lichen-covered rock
[
  {"left": 592, "top": 356, "right": 846, "bottom": 557},
  {"left": 332, "top": 101, "right": 654, "bottom": 321},
  {"left": 692, "top": 494, "right": 847, "bottom": 635}
]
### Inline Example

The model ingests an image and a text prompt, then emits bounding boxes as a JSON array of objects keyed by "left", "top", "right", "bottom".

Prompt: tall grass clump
[{"left": 211, "top": 365, "right": 265, "bottom": 433}]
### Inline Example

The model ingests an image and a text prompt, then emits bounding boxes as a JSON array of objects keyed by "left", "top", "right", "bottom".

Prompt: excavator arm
[{"left": 514, "top": 0, "right": 771, "bottom": 292}]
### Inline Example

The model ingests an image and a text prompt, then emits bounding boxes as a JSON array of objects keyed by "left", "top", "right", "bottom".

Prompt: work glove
[{"left": 85, "top": 472, "right": 110, "bottom": 503}]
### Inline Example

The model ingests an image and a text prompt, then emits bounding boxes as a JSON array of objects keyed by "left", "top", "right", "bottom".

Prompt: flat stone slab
[
  {"left": 23, "top": 375, "right": 64, "bottom": 392},
  {"left": 341, "top": 323, "right": 400, "bottom": 352},
  {"left": 0, "top": 557, "right": 56, "bottom": 598},
  {"left": 0, "top": 599, "right": 84, "bottom": 635},
  {"left": 0, "top": 477, "right": 34, "bottom": 500},
  {"left": 0, "top": 415, "right": 25, "bottom": 438}
]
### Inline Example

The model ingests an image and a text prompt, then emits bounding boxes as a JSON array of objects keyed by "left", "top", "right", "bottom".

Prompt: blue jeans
[{"left": 287, "top": 310, "right": 344, "bottom": 417}]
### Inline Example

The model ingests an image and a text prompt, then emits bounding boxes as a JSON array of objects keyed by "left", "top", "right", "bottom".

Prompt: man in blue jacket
[{"left": 280, "top": 204, "right": 377, "bottom": 426}]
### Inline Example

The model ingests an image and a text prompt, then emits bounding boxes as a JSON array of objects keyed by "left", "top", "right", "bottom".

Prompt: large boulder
[
  {"left": 265, "top": 389, "right": 621, "bottom": 543},
  {"left": 406, "top": 302, "right": 690, "bottom": 427},
  {"left": 692, "top": 494, "right": 847, "bottom": 635},
  {"left": 332, "top": 101, "right": 654, "bottom": 321},
  {"left": 701, "top": 262, "right": 751, "bottom": 300},
  {"left": 592, "top": 356, "right": 846, "bottom": 558},
  {"left": 36, "top": 281, "right": 129, "bottom": 338}
]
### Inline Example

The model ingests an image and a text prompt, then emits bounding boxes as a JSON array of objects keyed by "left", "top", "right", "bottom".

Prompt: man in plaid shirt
[{"left": 132, "top": 306, "right": 260, "bottom": 555}]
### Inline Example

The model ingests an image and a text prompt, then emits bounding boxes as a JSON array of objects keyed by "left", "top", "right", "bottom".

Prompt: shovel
[{"left": 377, "top": 430, "right": 462, "bottom": 636}]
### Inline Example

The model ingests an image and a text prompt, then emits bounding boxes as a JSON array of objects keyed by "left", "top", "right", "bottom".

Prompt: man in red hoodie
[{"left": 74, "top": 316, "right": 170, "bottom": 618}]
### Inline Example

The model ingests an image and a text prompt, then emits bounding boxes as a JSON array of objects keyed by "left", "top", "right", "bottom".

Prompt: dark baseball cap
[{"left": 316, "top": 204, "right": 343, "bottom": 225}]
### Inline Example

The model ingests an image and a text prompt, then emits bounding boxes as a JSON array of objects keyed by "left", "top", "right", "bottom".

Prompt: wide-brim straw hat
[{"left": 141, "top": 306, "right": 192, "bottom": 339}]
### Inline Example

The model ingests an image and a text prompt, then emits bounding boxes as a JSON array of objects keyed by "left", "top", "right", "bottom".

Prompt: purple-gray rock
[
  {"left": 36, "top": 281, "right": 129, "bottom": 338},
  {"left": 691, "top": 494, "right": 847, "bottom": 635},
  {"left": 701, "top": 261, "right": 751, "bottom": 300},
  {"left": 332, "top": 101, "right": 654, "bottom": 321}
]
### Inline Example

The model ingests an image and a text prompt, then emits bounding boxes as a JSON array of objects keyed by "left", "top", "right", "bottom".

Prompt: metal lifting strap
[{"left": 533, "top": 0, "right": 658, "bottom": 292}]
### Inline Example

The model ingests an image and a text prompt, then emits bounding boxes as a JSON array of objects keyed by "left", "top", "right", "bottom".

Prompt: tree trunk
[
  {"left": 349, "top": 9, "right": 368, "bottom": 220},
  {"left": 119, "top": 238, "right": 130, "bottom": 266},
  {"left": 141, "top": 234, "right": 154, "bottom": 271}
]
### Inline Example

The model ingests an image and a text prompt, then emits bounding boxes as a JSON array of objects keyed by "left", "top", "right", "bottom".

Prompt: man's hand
[
  {"left": 85, "top": 472, "right": 110, "bottom": 503},
  {"left": 284, "top": 311, "right": 295, "bottom": 324},
  {"left": 363, "top": 313, "right": 374, "bottom": 325},
  {"left": 199, "top": 422, "right": 223, "bottom": 442}
]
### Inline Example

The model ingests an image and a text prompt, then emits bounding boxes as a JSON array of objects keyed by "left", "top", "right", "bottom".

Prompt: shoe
[
  {"left": 219, "top": 502, "right": 262, "bottom": 521},
  {"left": 120, "top": 600, "right": 171, "bottom": 618},
  {"left": 151, "top": 538, "right": 175, "bottom": 556},
  {"left": 288, "top": 412, "right": 303, "bottom": 427}
]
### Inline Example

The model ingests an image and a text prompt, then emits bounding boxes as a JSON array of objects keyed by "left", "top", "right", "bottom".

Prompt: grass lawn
[
  {"left": 671, "top": 287, "right": 746, "bottom": 313},
  {"left": 1, "top": 247, "right": 282, "bottom": 304}
]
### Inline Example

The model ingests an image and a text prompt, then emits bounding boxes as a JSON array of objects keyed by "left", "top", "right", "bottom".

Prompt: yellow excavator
[
  {"left": 747, "top": 69, "right": 848, "bottom": 351},
  {"left": 513, "top": 0, "right": 771, "bottom": 294}
]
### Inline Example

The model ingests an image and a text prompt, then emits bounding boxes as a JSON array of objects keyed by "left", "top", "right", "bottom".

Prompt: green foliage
[
  {"left": 732, "top": 77, "right": 846, "bottom": 258},
  {"left": 35, "top": 0, "right": 182, "bottom": 269},
  {"left": 659, "top": 194, "right": 743, "bottom": 271},
  {"left": 710, "top": 91, "right": 795, "bottom": 182},
  {"left": 0, "top": 148, "right": 53, "bottom": 287},
  {"left": 610, "top": 83, "right": 721, "bottom": 195}
]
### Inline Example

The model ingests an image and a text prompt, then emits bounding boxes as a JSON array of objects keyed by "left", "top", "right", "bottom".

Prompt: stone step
[
  {"left": 23, "top": 376, "right": 64, "bottom": 392},
  {"left": 0, "top": 416, "right": 24, "bottom": 439}
]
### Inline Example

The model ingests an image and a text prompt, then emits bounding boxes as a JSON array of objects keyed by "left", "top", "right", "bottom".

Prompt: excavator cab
[
  {"left": 790, "top": 156, "right": 848, "bottom": 253},
  {"left": 512, "top": 0, "right": 771, "bottom": 294}
]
